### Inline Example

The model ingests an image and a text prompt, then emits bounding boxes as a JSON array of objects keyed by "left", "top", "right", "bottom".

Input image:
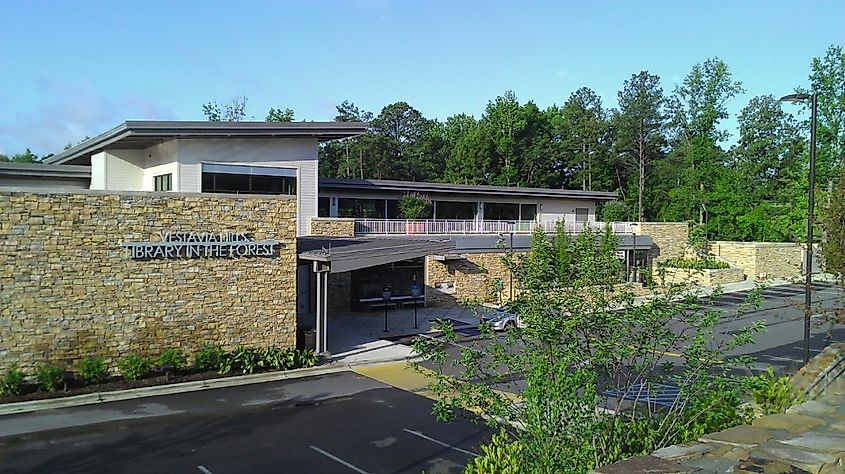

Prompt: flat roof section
[
  {"left": 298, "top": 236, "right": 455, "bottom": 273},
  {"left": 46, "top": 121, "right": 370, "bottom": 165},
  {"left": 0, "top": 162, "right": 92, "bottom": 179},
  {"left": 319, "top": 177, "right": 618, "bottom": 201}
]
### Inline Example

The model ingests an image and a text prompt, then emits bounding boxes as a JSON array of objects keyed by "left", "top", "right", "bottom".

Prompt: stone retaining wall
[
  {"left": 309, "top": 217, "right": 356, "bottom": 237},
  {"left": 632, "top": 222, "right": 689, "bottom": 262},
  {"left": 656, "top": 265, "right": 746, "bottom": 287},
  {"left": 0, "top": 190, "right": 298, "bottom": 374},
  {"left": 424, "top": 252, "right": 519, "bottom": 307},
  {"left": 710, "top": 241, "right": 804, "bottom": 281}
]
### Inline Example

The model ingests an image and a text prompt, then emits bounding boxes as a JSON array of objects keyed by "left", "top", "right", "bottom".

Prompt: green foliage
[
  {"left": 195, "top": 344, "right": 225, "bottom": 371},
  {"left": 659, "top": 257, "right": 730, "bottom": 270},
  {"left": 463, "top": 430, "right": 524, "bottom": 474},
  {"left": 751, "top": 368, "right": 800, "bottom": 415},
  {"left": 118, "top": 354, "right": 152, "bottom": 381},
  {"left": 398, "top": 192, "right": 432, "bottom": 219},
  {"left": 77, "top": 358, "right": 107, "bottom": 385},
  {"left": 219, "top": 346, "right": 317, "bottom": 375},
  {"left": 688, "top": 224, "right": 709, "bottom": 256},
  {"left": 35, "top": 364, "right": 63, "bottom": 392},
  {"left": 823, "top": 166, "right": 845, "bottom": 280},
  {"left": 1, "top": 366, "right": 25, "bottom": 396},
  {"left": 266, "top": 107, "right": 294, "bottom": 122},
  {"left": 202, "top": 97, "right": 247, "bottom": 122},
  {"left": 158, "top": 348, "right": 187, "bottom": 370},
  {"left": 412, "top": 222, "right": 765, "bottom": 471}
]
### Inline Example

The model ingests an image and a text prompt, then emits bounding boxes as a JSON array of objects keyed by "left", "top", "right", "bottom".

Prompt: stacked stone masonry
[
  {"left": 309, "top": 217, "right": 356, "bottom": 237},
  {"left": 424, "top": 253, "right": 519, "bottom": 307},
  {"left": 0, "top": 190, "right": 298, "bottom": 374},
  {"left": 632, "top": 222, "right": 689, "bottom": 262},
  {"left": 656, "top": 266, "right": 746, "bottom": 287},
  {"left": 710, "top": 241, "right": 804, "bottom": 281}
]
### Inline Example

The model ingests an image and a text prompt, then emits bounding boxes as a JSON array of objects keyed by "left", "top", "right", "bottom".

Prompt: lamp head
[{"left": 780, "top": 93, "right": 812, "bottom": 103}]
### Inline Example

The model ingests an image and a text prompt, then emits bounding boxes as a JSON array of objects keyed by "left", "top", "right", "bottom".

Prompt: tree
[
  {"left": 202, "top": 97, "right": 248, "bottom": 122},
  {"left": 370, "top": 102, "right": 434, "bottom": 180},
  {"left": 612, "top": 72, "right": 667, "bottom": 222},
  {"left": 412, "top": 227, "right": 764, "bottom": 471},
  {"left": 823, "top": 166, "right": 845, "bottom": 281},
  {"left": 0, "top": 149, "right": 39, "bottom": 163},
  {"left": 661, "top": 58, "right": 744, "bottom": 225},
  {"left": 266, "top": 107, "right": 294, "bottom": 122},
  {"left": 482, "top": 91, "right": 527, "bottom": 186},
  {"left": 803, "top": 45, "right": 845, "bottom": 187},
  {"left": 560, "top": 88, "right": 610, "bottom": 191}
]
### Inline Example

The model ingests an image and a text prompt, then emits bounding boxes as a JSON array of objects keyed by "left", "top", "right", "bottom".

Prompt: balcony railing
[{"left": 353, "top": 219, "right": 634, "bottom": 235}]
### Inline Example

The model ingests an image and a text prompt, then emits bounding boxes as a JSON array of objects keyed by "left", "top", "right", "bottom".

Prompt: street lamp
[{"left": 780, "top": 92, "right": 818, "bottom": 364}]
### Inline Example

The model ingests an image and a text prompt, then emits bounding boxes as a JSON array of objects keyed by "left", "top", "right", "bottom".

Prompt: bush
[
  {"left": 36, "top": 364, "right": 63, "bottom": 392},
  {"left": 464, "top": 429, "right": 523, "bottom": 474},
  {"left": 195, "top": 344, "right": 224, "bottom": 371},
  {"left": 659, "top": 257, "right": 730, "bottom": 270},
  {"left": 77, "top": 358, "right": 107, "bottom": 385},
  {"left": 752, "top": 368, "right": 800, "bottom": 415},
  {"left": 158, "top": 348, "right": 187, "bottom": 370},
  {"left": 398, "top": 192, "right": 432, "bottom": 219},
  {"left": 1, "top": 366, "right": 25, "bottom": 396},
  {"left": 118, "top": 354, "right": 152, "bottom": 381},
  {"left": 219, "top": 346, "right": 319, "bottom": 375}
]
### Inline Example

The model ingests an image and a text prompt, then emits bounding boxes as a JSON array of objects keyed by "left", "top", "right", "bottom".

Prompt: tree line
[{"left": 318, "top": 45, "right": 844, "bottom": 243}]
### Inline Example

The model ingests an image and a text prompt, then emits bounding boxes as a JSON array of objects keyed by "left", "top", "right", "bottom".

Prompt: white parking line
[
  {"left": 403, "top": 428, "right": 479, "bottom": 457},
  {"left": 309, "top": 446, "right": 372, "bottom": 474},
  {"left": 197, "top": 466, "right": 214, "bottom": 474}
]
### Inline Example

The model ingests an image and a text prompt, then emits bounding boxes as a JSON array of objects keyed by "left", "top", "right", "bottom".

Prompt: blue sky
[{"left": 0, "top": 0, "right": 843, "bottom": 156}]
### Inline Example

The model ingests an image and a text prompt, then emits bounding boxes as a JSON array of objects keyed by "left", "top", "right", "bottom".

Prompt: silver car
[{"left": 481, "top": 304, "right": 526, "bottom": 331}]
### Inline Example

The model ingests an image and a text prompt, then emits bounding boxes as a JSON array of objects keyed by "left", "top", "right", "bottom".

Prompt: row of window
[{"left": 318, "top": 197, "right": 541, "bottom": 221}]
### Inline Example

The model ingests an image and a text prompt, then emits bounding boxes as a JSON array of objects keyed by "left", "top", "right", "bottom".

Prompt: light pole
[{"left": 780, "top": 92, "right": 818, "bottom": 364}]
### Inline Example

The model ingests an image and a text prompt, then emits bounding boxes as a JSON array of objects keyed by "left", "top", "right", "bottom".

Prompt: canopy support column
[{"left": 313, "top": 261, "right": 330, "bottom": 356}]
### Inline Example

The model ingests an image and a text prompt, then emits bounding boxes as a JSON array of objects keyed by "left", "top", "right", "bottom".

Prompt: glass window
[
  {"left": 318, "top": 197, "right": 330, "bottom": 217},
  {"left": 154, "top": 173, "right": 172, "bottom": 192},
  {"left": 485, "top": 202, "right": 520, "bottom": 220},
  {"left": 520, "top": 204, "right": 537, "bottom": 221},
  {"left": 387, "top": 200, "right": 401, "bottom": 219},
  {"left": 201, "top": 172, "right": 296, "bottom": 195},
  {"left": 336, "top": 198, "right": 386, "bottom": 218},
  {"left": 435, "top": 201, "right": 476, "bottom": 220},
  {"left": 575, "top": 208, "right": 590, "bottom": 222}
]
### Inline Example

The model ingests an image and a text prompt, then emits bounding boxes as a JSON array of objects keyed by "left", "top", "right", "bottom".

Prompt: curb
[{"left": 0, "top": 354, "right": 417, "bottom": 417}]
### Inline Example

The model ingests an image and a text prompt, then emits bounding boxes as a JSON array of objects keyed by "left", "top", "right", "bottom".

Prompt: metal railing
[{"left": 353, "top": 219, "right": 634, "bottom": 235}]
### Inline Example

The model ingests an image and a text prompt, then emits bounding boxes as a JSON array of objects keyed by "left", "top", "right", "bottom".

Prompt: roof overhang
[
  {"left": 45, "top": 121, "right": 369, "bottom": 165},
  {"left": 318, "top": 178, "right": 617, "bottom": 201},
  {"left": 0, "top": 162, "right": 92, "bottom": 179},
  {"left": 298, "top": 236, "right": 455, "bottom": 273}
]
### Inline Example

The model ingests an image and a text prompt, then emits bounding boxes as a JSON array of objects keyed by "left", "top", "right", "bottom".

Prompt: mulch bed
[{"left": 0, "top": 369, "right": 230, "bottom": 405}]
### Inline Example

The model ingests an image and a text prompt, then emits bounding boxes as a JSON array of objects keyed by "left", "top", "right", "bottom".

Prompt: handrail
[{"left": 351, "top": 219, "right": 634, "bottom": 235}]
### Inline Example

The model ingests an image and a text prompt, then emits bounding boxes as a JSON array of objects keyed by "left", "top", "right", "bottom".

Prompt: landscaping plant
[
  {"left": 77, "top": 358, "right": 107, "bottom": 385},
  {"left": 658, "top": 256, "right": 730, "bottom": 270},
  {"left": 751, "top": 368, "right": 800, "bottom": 415},
  {"left": 1, "top": 366, "right": 25, "bottom": 396},
  {"left": 411, "top": 224, "right": 765, "bottom": 472},
  {"left": 118, "top": 354, "right": 152, "bottom": 381},
  {"left": 35, "top": 364, "right": 63, "bottom": 392},
  {"left": 158, "top": 348, "right": 187, "bottom": 371},
  {"left": 194, "top": 344, "right": 224, "bottom": 371},
  {"left": 398, "top": 192, "right": 432, "bottom": 219}
]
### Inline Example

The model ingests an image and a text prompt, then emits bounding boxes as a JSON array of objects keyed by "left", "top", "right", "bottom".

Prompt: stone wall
[
  {"left": 309, "top": 217, "right": 356, "bottom": 237},
  {"left": 655, "top": 265, "right": 746, "bottom": 287},
  {"left": 327, "top": 271, "right": 352, "bottom": 312},
  {"left": 710, "top": 241, "right": 804, "bottom": 280},
  {"left": 0, "top": 190, "right": 298, "bottom": 374},
  {"left": 632, "top": 222, "right": 689, "bottom": 262},
  {"left": 425, "top": 252, "right": 518, "bottom": 307}
]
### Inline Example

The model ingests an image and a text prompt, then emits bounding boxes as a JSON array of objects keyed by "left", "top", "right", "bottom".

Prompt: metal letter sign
[{"left": 121, "top": 231, "right": 282, "bottom": 260}]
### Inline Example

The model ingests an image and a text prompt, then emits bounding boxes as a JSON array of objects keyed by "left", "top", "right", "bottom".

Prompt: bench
[{"left": 360, "top": 295, "right": 426, "bottom": 311}]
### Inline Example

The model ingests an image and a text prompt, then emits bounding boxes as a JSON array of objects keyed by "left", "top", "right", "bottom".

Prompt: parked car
[{"left": 481, "top": 303, "right": 526, "bottom": 331}]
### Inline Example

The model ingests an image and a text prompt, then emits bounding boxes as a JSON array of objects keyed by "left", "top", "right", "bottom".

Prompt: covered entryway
[{"left": 298, "top": 236, "right": 455, "bottom": 356}]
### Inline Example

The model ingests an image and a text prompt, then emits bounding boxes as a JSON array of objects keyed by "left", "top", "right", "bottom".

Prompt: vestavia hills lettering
[{"left": 122, "top": 231, "right": 282, "bottom": 260}]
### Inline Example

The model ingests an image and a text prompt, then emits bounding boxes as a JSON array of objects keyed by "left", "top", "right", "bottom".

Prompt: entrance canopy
[{"left": 298, "top": 236, "right": 455, "bottom": 273}]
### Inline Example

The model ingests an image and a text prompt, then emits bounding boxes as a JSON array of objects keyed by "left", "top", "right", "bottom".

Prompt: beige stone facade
[
  {"left": 631, "top": 222, "right": 689, "bottom": 262},
  {"left": 710, "top": 241, "right": 804, "bottom": 280},
  {"left": 424, "top": 252, "right": 518, "bottom": 307},
  {"left": 309, "top": 217, "right": 356, "bottom": 237},
  {"left": 655, "top": 266, "right": 746, "bottom": 287},
  {"left": 0, "top": 190, "right": 298, "bottom": 374}
]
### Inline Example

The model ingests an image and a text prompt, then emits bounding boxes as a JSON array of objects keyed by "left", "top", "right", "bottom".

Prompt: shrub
[
  {"left": 36, "top": 364, "right": 63, "bottom": 392},
  {"left": 1, "top": 366, "right": 25, "bottom": 396},
  {"left": 295, "top": 349, "right": 318, "bottom": 369},
  {"left": 118, "top": 354, "right": 152, "bottom": 381},
  {"left": 659, "top": 257, "right": 730, "bottom": 270},
  {"left": 398, "top": 192, "right": 432, "bottom": 219},
  {"left": 158, "top": 348, "right": 187, "bottom": 370},
  {"left": 751, "top": 368, "right": 800, "bottom": 415},
  {"left": 464, "top": 429, "right": 523, "bottom": 474},
  {"left": 77, "top": 358, "right": 107, "bottom": 385},
  {"left": 195, "top": 344, "right": 224, "bottom": 371}
]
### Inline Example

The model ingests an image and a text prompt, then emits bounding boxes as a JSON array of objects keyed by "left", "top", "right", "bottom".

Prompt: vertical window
[
  {"left": 154, "top": 173, "right": 172, "bottom": 191},
  {"left": 575, "top": 208, "right": 590, "bottom": 222},
  {"left": 318, "top": 197, "right": 331, "bottom": 217},
  {"left": 520, "top": 204, "right": 537, "bottom": 221}
]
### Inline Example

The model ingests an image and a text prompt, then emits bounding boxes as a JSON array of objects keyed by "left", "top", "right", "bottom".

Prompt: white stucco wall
[
  {"left": 537, "top": 198, "right": 595, "bottom": 225},
  {"left": 89, "top": 150, "right": 145, "bottom": 191}
]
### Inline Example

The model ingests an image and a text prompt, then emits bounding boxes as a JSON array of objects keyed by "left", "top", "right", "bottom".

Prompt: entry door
[{"left": 297, "top": 265, "right": 311, "bottom": 315}]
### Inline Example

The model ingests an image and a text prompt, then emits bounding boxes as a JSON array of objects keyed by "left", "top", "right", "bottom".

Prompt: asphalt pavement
[{"left": 0, "top": 372, "right": 490, "bottom": 474}]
